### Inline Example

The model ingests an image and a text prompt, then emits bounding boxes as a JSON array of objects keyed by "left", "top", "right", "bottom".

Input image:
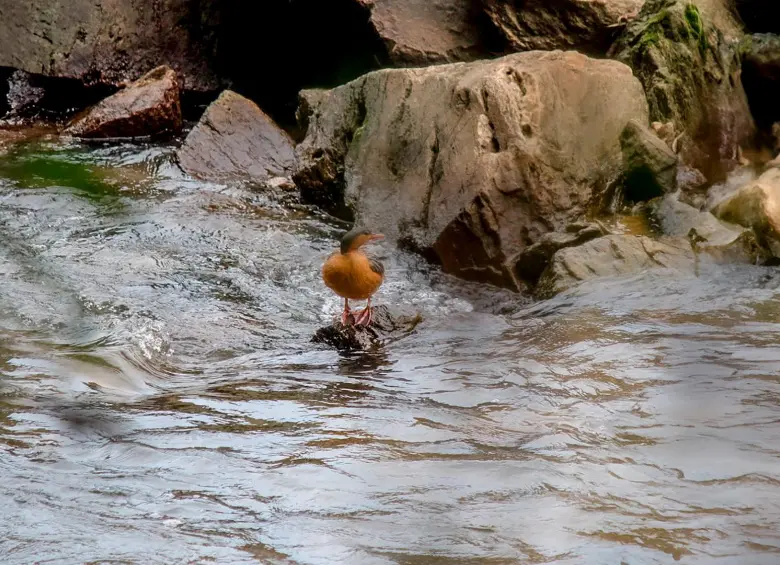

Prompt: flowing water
[{"left": 0, "top": 138, "right": 778, "bottom": 565}]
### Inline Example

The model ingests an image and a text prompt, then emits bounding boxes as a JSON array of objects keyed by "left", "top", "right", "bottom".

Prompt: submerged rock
[
  {"left": 64, "top": 66, "right": 182, "bottom": 139},
  {"left": 312, "top": 305, "right": 422, "bottom": 351},
  {"left": 537, "top": 234, "right": 695, "bottom": 297},
  {"left": 358, "top": 0, "right": 491, "bottom": 65},
  {"left": 177, "top": 90, "right": 297, "bottom": 184},
  {"left": 620, "top": 119, "right": 678, "bottom": 201},
  {"left": 482, "top": 0, "right": 644, "bottom": 55},
  {"left": 711, "top": 168, "right": 780, "bottom": 256},
  {"left": 295, "top": 50, "right": 648, "bottom": 291},
  {"left": 0, "top": 0, "right": 221, "bottom": 91},
  {"left": 610, "top": 0, "right": 755, "bottom": 180}
]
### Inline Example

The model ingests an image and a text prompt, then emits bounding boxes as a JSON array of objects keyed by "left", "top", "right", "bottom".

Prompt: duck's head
[{"left": 340, "top": 227, "right": 384, "bottom": 254}]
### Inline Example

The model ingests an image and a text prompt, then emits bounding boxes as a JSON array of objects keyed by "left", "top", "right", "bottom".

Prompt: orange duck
[{"left": 322, "top": 227, "right": 385, "bottom": 326}]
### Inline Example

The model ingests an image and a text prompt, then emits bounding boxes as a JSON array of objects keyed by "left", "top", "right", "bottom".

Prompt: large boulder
[
  {"left": 610, "top": 0, "right": 755, "bottom": 181},
  {"left": 711, "top": 168, "right": 780, "bottom": 256},
  {"left": 0, "top": 0, "right": 220, "bottom": 91},
  {"left": 64, "top": 66, "right": 182, "bottom": 139},
  {"left": 481, "top": 0, "right": 645, "bottom": 55},
  {"left": 537, "top": 234, "right": 695, "bottom": 297},
  {"left": 177, "top": 90, "right": 297, "bottom": 184},
  {"left": 358, "top": 0, "right": 492, "bottom": 65},
  {"left": 295, "top": 51, "right": 649, "bottom": 290}
]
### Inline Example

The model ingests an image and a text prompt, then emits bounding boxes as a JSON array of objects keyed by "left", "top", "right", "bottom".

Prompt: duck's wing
[{"left": 366, "top": 254, "right": 385, "bottom": 276}]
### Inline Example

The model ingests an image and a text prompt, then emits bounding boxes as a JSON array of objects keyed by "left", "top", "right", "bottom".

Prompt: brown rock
[
  {"left": 482, "top": 0, "right": 645, "bottom": 55},
  {"left": 359, "top": 0, "right": 492, "bottom": 65},
  {"left": 610, "top": 0, "right": 756, "bottom": 181},
  {"left": 0, "top": 0, "right": 220, "bottom": 92},
  {"left": 177, "top": 90, "right": 297, "bottom": 184},
  {"left": 64, "top": 66, "right": 182, "bottom": 139},
  {"left": 711, "top": 168, "right": 780, "bottom": 256},
  {"left": 295, "top": 51, "right": 648, "bottom": 291},
  {"left": 537, "top": 234, "right": 696, "bottom": 297}
]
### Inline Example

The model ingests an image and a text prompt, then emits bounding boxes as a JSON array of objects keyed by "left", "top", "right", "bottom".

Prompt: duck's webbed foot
[
  {"left": 355, "top": 298, "right": 374, "bottom": 327},
  {"left": 340, "top": 298, "right": 353, "bottom": 326}
]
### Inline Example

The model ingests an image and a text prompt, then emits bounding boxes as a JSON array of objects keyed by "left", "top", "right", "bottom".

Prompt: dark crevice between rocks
[
  {"left": 735, "top": 1, "right": 780, "bottom": 34},
  {"left": 741, "top": 45, "right": 780, "bottom": 151},
  {"left": 216, "top": 0, "right": 388, "bottom": 139},
  {"left": 1, "top": 68, "right": 116, "bottom": 124}
]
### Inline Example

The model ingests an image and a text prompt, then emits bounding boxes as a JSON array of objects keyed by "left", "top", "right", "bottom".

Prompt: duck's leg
[
  {"left": 355, "top": 297, "right": 373, "bottom": 326},
  {"left": 340, "top": 298, "right": 352, "bottom": 326}
]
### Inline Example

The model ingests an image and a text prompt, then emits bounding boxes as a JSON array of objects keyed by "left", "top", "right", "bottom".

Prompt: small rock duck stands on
[{"left": 322, "top": 228, "right": 385, "bottom": 326}]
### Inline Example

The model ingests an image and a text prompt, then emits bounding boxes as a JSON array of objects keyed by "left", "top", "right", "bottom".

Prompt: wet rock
[
  {"left": 358, "top": 0, "right": 493, "bottom": 65},
  {"left": 295, "top": 50, "right": 648, "bottom": 291},
  {"left": 64, "top": 66, "right": 182, "bottom": 139},
  {"left": 311, "top": 305, "right": 422, "bottom": 351},
  {"left": 514, "top": 223, "right": 607, "bottom": 286},
  {"left": 711, "top": 168, "right": 780, "bottom": 256},
  {"left": 482, "top": 0, "right": 645, "bottom": 55},
  {"left": 621, "top": 119, "right": 678, "bottom": 202},
  {"left": 610, "top": 0, "right": 755, "bottom": 181},
  {"left": 177, "top": 90, "right": 297, "bottom": 184},
  {"left": 537, "top": 234, "right": 695, "bottom": 297},
  {"left": 650, "top": 193, "right": 764, "bottom": 262},
  {"left": 4, "top": 70, "right": 45, "bottom": 119},
  {"left": 676, "top": 165, "right": 709, "bottom": 208},
  {"left": 0, "top": 0, "right": 221, "bottom": 92}
]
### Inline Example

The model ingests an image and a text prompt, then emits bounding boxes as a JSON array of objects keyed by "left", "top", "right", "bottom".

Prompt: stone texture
[
  {"left": 295, "top": 50, "right": 648, "bottom": 290},
  {"left": 358, "top": 0, "right": 492, "bottom": 65},
  {"left": 620, "top": 119, "right": 678, "bottom": 201},
  {"left": 64, "top": 66, "right": 182, "bottom": 139},
  {"left": 311, "top": 305, "right": 422, "bottom": 351},
  {"left": 651, "top": 193, "right": 765, "bottom": 262},
  {"left": 514, "top": 222, "right": 607, "bottom": 285},
  {"left": 610, "top": 0, "right": 755, "bottom": 181},
  {"left": 537, "top": 234, "right": 695, "bottom": 297},
  {"left": 711, "top": 168, "right": 780, "bottom": 256},
  {"left": 0, "top": 0, "right": 220, "bottom": 91},
  {"left": 178, "top": 90, "right": 297, "bottom": 184},
  {"left": 482, "top": 0, "right": 645, "bottom": 55}
]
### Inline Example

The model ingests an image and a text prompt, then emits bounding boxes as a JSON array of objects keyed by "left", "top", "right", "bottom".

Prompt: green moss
[{"left": 684, "top": 3, "right": 707, "bottom": 52}]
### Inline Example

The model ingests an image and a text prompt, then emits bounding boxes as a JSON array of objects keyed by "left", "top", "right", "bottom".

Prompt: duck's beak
[{"left": 368, "top": 233, "right": 385, "bottom": 242}]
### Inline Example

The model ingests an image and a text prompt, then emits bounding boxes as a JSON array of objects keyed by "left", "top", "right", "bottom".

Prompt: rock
[
  {"left": 311, "top": 305, "right": 422, "bottom": 351},
  {"left": 621, "top": 119, "right": 678, "bottom": 202},
  {"left": 676, "top": 165, "right": 709, "bottom": 208},
  {"left": 650, "top": 193, "right": 764, "bottom": 262},
  {"left": 610, "top": 0, "right": 755, "bottom": 181},
  {"left": 64, "top": 66, "right": 182, "bottom": 139},
  {"left": 482, "top": 0, "right": 645, "bottom": 55},
  {"left": 358, "top": 0, "right": 492, "bottom": 65},
  {"left": 514, "top": 223, "right": 607, "bottom": 285},
  {"left": 177, "top": 90, "right": 297, "bottom": 184},
  {"left": 711, "top": 168, "right": 780, "bottom": 256},
  {"left": 537, "top": 234, "right": 695, "bottom": 297},
  {"left": 0, "top": 0, "right": 220, "bottom": 91},
  {"left": 295, "top": 50, "right": 649, "bottom": 291},
  {"left": 4, "top": 70, "right": 45, "bottom": 120}
]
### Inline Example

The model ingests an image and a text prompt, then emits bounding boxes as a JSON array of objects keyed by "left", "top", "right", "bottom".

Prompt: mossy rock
[{"left": 610, "top": 0, "right": 754, "bottom": 182}]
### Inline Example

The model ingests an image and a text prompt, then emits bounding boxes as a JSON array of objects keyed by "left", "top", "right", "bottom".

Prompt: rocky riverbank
[{"left": 3, "top": 0, "right": 780, "bottom": 298}]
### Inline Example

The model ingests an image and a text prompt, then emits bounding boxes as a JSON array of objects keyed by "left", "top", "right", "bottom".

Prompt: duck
[{"left": 322, "top": 227, "right": 385, "bottom": 326}]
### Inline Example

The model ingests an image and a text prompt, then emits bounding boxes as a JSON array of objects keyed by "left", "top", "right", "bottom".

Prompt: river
[{"left": 0, "top": 137, "right": 778, "bottom": 564}]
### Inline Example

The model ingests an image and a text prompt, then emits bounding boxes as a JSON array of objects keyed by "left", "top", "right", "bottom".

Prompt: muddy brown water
[{"left": 0, "top": 139, "right": 778, "bottom": 564}]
